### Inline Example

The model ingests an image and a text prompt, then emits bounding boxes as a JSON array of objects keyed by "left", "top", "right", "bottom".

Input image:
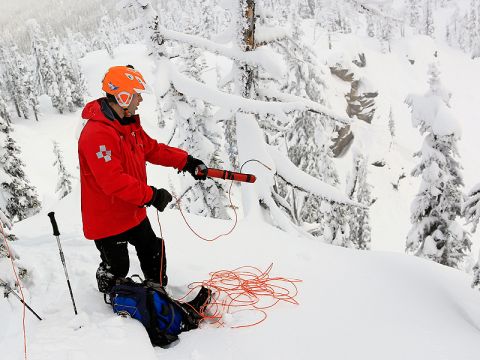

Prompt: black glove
[
  {"left": 182, "top": 155, "right": 207, "bottom": 180},
  {"left": 145, "top": 187, "right": 172, "bottom": 212}
]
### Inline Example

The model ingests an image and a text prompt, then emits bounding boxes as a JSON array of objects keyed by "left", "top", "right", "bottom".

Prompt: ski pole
[
  {"left": 0, "top": 278, "right": 42, "bottom": 321},
  {"left": 47, "top": 212, "right": 78, "bottom": 315},
  {"left": 195, "top": 166, "right": 257, "bottom": 183}
]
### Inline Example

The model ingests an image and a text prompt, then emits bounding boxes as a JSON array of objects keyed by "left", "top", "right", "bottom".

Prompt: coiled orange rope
[{"left": 177, "top": 264, "right": 301, "bottom": 328}]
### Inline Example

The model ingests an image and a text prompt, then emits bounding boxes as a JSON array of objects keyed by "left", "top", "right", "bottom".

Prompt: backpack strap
[{"left": 146, "top": 289, "right": 179, "bottom": 346}]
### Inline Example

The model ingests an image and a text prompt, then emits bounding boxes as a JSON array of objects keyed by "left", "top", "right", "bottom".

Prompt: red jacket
[{"left": 78, "top": 99, "right": 188, "bottom": 239}]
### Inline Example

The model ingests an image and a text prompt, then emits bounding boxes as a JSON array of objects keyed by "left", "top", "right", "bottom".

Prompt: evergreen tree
[
  {"left": 94, "top": 14, "right": 115, "bottom": 57},
  {"left": 424, "top": 0, "right": 435, "bottom": 37},
  {"left": 23, "top": 61, "right": 40, "bottom": 121},
  {"left": 472, "top": 255, "right": 480, "bottom": 290},
  {"left": 65, "top": 28, "right": 90, "bottom": 60},
  {"left": 27, "top": 19, "right": 59, "bottom": 100},
  {"left": 49, "top": 36, "right": 75, "bottom": 114},
  {"left": 408, "top": 0, "right": 422, "bottom": 29},
  {"left": 367, "top": 14, "right": 375, "bottom": 38},
  {"left": 388, "top": 106, "right": 395, "bottom": 149},
  {"left": 464, "top": 183, "right": 480, "bottom": 233},
  {"left": 314, "top": 0, "right": 352, "bottom": 49},
  {"left": 405, "top": 63, "right": 471, "bottom": 269},
  {"left": 0, "top": 92, "right": 11, "bottom": 125},
  {"left": 121, "top": 0, "right": 354, "bottom": 235},
  {"left": 465, "top": 183, "right": 480, "bottom": 290},
  {"left": 0, "top": 115, "right": 41, "bottom": 221},
  {"left": 52, "top": 141, "right": 74, "bottom": 199},
  {"left": 4, "top": 46, "right": 30, "bottom": 119},
  {"left": 122, "top": 0, "right": 230, "bottom": 219},
  {"left": 172, "top": 50, "right": 230, "bottom": 219},
  {"left": 0, "top": 209, "right": 27, "bottom": 284},
  {"left": 347, "top": 152, "right": 372, "bottom": 250},
  {"left": 378, "top": 17, "right": 393, "bottom": 53},
  {"left": 467, "top": 0, "right": 478, "bottom": 50},
  {"left": 254, "top": 3, "right": 351, "bottom": 243}
]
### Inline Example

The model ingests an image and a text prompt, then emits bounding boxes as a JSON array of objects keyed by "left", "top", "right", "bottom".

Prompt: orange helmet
[{"left": 102, "top": 66, "right": 150, "bottom": 107}]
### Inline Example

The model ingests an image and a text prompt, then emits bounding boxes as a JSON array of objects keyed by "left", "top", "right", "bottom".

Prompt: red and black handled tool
[{"left": 195, "top": 165, "right": 256, "bottom": 183}]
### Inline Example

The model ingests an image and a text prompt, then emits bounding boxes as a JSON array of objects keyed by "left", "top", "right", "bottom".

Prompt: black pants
[{"left": 94, "top": 217, "right": 167, "bottom": 293}]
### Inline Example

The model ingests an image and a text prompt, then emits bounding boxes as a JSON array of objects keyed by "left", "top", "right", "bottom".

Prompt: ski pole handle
[{"left": 48, "top": 212, "right": 60, "bottom": 236}]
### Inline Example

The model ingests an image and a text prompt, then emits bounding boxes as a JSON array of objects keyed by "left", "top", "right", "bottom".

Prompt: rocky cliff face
[{"left": 330, "top": 54, "right": 378, "bottom": 157}]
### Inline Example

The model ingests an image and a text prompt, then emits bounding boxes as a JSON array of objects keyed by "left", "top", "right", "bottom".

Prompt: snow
[
  {"left": 158, "top": 26, "right": 287, "bottom": 79},
  {"left": 268, "top": 147, "right": 361, "bottom": 207},
  {"left": 168, "top": 60, "right": 348, "bottom": 121},
  {"left": 3, "top": 192, "right": 480, "bottom": 359}
]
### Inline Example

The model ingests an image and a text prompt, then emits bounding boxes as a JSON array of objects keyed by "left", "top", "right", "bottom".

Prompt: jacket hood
[
  {"left": 81, "top": 99, "right": 141, "bottom": 134},
  {"left": 82, "top": 99, "right": 106, "bottom": 121}
]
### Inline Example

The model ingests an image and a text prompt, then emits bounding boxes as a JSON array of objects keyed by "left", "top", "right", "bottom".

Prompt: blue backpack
[{"left": 108, "top": 280, "right": 200, "bottom": 347}]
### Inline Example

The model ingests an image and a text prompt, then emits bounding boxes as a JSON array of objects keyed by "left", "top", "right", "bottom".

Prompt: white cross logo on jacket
[{"left": 96, "top": 145, "right": 112, "bottom": 162}]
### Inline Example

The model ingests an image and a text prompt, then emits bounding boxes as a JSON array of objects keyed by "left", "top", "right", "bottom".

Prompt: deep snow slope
[{"left": 2, "top": 190, "right": 480, "bottom": 360}]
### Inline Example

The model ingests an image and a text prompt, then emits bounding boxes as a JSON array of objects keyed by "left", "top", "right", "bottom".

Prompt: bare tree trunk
[
  {"left": 239, "top": 0, "right": 256, "bottom": 98},
  {"left": 32, "top": 105, "right": 39, "bottom": 121},
  {"left": 13, "top": 98, "right": 21, "bottom": 118},
  {"left": 307, "top": 0, "right": 315, "bottom": 17}
]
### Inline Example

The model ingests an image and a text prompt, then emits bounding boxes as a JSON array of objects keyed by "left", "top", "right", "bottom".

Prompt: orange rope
[
  {"left": 1, "top": 221, "right": 27, "bottom": 360},
  {"left": 177, "top": 264, "right": 301, "bottom": 328},
  {"left": 171, "top": 179, "right": 238, "bottom": 242},
  {"left": 156, "top": 160, "right": 301, "bottom": 328}
]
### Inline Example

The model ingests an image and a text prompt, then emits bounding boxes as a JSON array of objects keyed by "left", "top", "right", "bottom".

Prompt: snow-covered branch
[
  {"left": 347, "top": 0, "right": 402, "bottom": 24},
  {"left": 255, "top": 25, "right": 292, "bottom": 45},
  {"left": 167, "top": 61, "right": 348, "bottom": 123},
  {"left": 258, "top": 84, "right": 351, "bottom": 125},
  {"left": 158, "top": 26, "right": 285, "bottom": 78},
  {"left": 465, "top": 183, "right": 480, "bottom": 232},
  {"left": 0, "top": 210, "right": 12, "bottom": 230},
  {"left": 268, "top": 147, "right": 365, "bottom": 208}
]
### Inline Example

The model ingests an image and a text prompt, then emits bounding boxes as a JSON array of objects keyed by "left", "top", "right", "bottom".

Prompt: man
[{"left": 78, "top": 65, "right": 206, "bottom": 294}]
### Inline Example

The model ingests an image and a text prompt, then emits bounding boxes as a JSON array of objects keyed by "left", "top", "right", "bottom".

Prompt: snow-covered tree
[
  {"left": 424, "top": 0, "right": 435, "bottom": 37},
  {"left": 48, "top": 33, "right": 86, "bottom": 113},
  {"left": 388, "top": 106, "right": 395, "bottom": 149},
  {"left": 94, "top": 14, "right": 115, "bottom": 57},
  {"left": 23, "top": 61, "right": 40, "bottom": 121},
  {"left": 347, "top": 152, "right": 371, "bottom": 250},
  {"left": 52, "top": 141, "right": 74, "bottom": 199},
  {"left": 254, "top": 5, "right": 344, "bottom": 239},
  {"left": 378, "top": 16, "right": 393, "bottom": 53},
  {"left": 405, "top": 63, "right": 471, "bottom": 269},
  {"left": 65, "top": 28, "right": 90, "bottom": 60},
  {"left": 0, "top": 209, "right": 27, "bottom": 286},
  {"left": 49, "top": 36, "right": 75, "bottom": 114},
  {"left": 367, "top": 14, "right": 376, "bottom": 37},
  {"left": 314, "top": 0, "right": 353, "bottom": 49},
  {"left": 120, "top": 0, "right": 356, "bottom": 235},
  {"left": 408, "top": 0, "right": 422, "bottom": 29},
  {"left": 27, "top": 19, "right": 60, "bottom": 100},
  {"left": 0, "top": 115, "right": 41, "bottom": 222},
  {"left": 465, "top": 183, "right": 480, "bottom": 290},
  {"left": 171, "top": 50, "right": 230, "bottom": 219},
  {"left": 3, "top": 46, "right": 30, "bottom": 119},
  {"left": 464, "top": 183, "right": 480, "bottom": 233},
  {"left": 0, "top": 92, "right": 11, "bottom": 125}
]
